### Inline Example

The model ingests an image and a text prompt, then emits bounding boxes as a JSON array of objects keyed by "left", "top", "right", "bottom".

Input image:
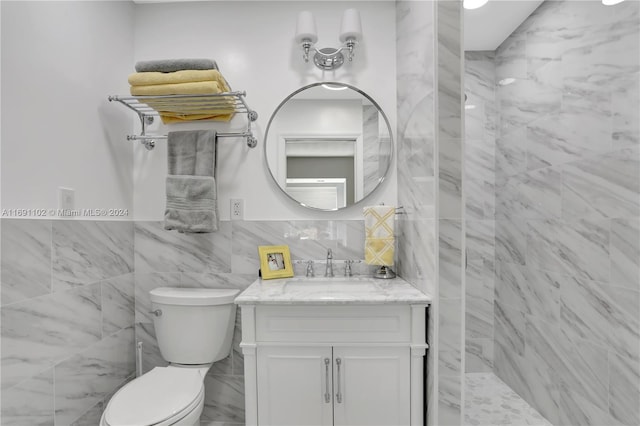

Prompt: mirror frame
[{"left": 263, "top": 82, "right": 394, "bottom": 211}]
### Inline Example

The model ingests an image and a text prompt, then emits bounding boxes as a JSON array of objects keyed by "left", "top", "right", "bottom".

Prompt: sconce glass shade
[
  {"left": 339, "top": 8, "right": 362, "bottom": 43},
  {"left": 463, "top": 0, "right": 489, "bottom": 10},
  {"left": 295, "top": 11, "right": 318, "bottom": 44}
]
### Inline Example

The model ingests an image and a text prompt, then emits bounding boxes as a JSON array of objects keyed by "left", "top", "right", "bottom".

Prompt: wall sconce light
[{"left": 295, "top": 9, "right": 362, "bottom": 71}]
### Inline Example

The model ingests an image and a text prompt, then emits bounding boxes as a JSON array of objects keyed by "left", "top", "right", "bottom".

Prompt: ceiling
[
  {"left": 464, "top": 0, "right": 544, "bottom": 51},
  {"left": 132, "top": 0, "right": 543, "bottom": 52}
]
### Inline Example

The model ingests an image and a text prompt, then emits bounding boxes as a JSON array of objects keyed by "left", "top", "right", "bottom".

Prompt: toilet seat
[{"left": 103, "top": 366, "right": 205, "bottom": 426}]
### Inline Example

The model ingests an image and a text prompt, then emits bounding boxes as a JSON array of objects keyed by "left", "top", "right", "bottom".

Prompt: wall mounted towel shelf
[{"left": 108, "top": 91, "right": 259, "bottom": 150}]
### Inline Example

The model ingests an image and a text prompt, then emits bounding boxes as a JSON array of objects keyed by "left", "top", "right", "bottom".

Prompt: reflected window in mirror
[{"left": 264, "top": 82, "right": 393, "bottom": 211}]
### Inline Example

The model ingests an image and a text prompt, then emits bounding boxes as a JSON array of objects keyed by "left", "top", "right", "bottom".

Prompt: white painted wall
[
  {"left": 1, "top": 1, "right": 135, "bottom": 217},
  {"left": 131, "top": 1, "right": 397, "bottom": 220}
]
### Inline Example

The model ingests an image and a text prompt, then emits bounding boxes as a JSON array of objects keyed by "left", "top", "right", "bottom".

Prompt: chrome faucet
[{"left": 325, "top": 249, "right": 334, "bottom": 277}]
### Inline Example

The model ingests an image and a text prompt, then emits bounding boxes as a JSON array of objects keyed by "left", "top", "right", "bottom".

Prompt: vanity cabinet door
[
  {"left": 257, "top": 346, "right": 334, "bottom": 426},
  {"left": 332, "top": 346, "right": 410, "bottom": 426}
]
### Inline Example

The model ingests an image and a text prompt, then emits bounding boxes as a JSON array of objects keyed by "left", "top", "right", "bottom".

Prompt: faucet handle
[{"left": 306, "top": 260, "right": 315, "bottom": 277}]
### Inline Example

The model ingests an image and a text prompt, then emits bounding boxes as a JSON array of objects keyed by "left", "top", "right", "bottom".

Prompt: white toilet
[{"left": 100, "top": 287, "right": 240, "bottom": 426}]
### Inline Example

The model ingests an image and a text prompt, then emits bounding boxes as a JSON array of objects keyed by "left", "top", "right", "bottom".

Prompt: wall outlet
[
  {"left": 231, "top": 198, "right": 244, "bottom": 221},
  {"left": 58, "top": 187, "right": 75, "bottom": 210}
]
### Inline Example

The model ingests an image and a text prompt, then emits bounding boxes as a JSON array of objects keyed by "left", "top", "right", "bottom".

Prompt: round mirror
[{"left": 264, "top": 82, "right": 393, "bottom": 211}]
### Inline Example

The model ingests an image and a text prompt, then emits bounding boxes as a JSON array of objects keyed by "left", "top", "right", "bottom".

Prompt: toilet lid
[{"left": 105, "top": 367, "right": 204, "bottom": 426}]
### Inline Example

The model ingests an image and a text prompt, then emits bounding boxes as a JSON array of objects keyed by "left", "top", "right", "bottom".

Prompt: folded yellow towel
[
  {"left": 128, "top": 70, "right": 224, "bottom": 86},
  {"left": 363, "top": 205, "right": 395, "bottom": 266},
  {"left": 160, "top": 113, "right": 234, "bottom": 124},
  {"left": 130, "top": 81, "right": 222, "bottom": 96},
  {"left": 142, "top": 97, "right": 236, "bottom": 114}
]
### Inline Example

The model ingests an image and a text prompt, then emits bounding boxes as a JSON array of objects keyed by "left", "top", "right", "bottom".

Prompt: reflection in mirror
[{"left": 264, "top": 82, "right": 393, "bottom": 210}]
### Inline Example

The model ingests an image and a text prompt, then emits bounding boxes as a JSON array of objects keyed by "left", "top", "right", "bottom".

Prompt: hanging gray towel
[{"left": 165, "top": 130, "right": 218, "bottom": 233}]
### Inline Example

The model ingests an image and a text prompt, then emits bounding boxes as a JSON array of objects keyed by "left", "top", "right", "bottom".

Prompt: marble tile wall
[
  {"left": 395, "top": 1, "right": 437, "bottom": 425},
  {"left": 437, "top": 1, "right": 465, "bottom": 426},
  {"left": 493, "top": 1, "right": 640, "bottom": 425},
  {"left": 0, "top": 219, "right": 135, "bottom": 425},
  {"left": 134, "top": 219, "right": 368, "bottom": 425},
  {"left": 464, "top": 51, "right": 496, "bottom": 373}
]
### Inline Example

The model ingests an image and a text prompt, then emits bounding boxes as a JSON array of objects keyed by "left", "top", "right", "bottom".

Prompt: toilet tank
[{"left": 150, "top": 287, "right": 240, "bottom": 365}]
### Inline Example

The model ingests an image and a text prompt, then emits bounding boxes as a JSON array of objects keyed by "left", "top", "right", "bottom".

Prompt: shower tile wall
[
  {"left": 0, "top": 219, "right": 135, "bottom": 426},
  {"left": 134, "top": 219, "right": 366, "bottom": 425},
  {"left": 437, "top": 1, "right": 465, "bottom": 425},
  {"left": 464, "top": 51, "right": 496, "bottom": 373},
  {"left": 493, "top": 1, "right": 640, "bottom": 425},
  {"left": 395, "top": 0, "right": 437, "bottom": 424}
]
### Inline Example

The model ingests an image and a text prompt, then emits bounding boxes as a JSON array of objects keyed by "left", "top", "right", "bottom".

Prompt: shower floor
[{"left": 464, "top": 373, "right": 553, "bottom": 426}]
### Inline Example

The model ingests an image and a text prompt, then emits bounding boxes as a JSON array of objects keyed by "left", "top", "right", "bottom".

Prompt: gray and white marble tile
[
  {"left": 611, "top": 217, "right": 640, "bottom": 290},
  {"left": 202, "top": 374, "right": 245, "bottom": 424},
  {"left": 496, "top": 127, "right": 527, "bottom": 178},
  {"left": 464, "top": 373, "right": 553, "bottom": 426},
  {"left": 466, "top": 219, "right": 495, "bottom": 261},
  {"left": 525, "top": 317, "right": 609, "bottom": 413},
  {"left": 526, "top": 218, "right": 610, "bottom": 282},
  {"left": 561, "top": 146, "right": 640, "bottom": 219},
  {"left": 135, "top": 322, "right": 168, "bottom": 374},
  {"left": 439, "top": 219, "right": 462, "bottom": 299},
  {"left": 438, "top": 298, "right": 462, "bottom": 354},
  {"left": 518, "top": 167, "right": 562, "bottom": 219},
  {"left": 494, "top": 301, "right": 525, "bottom": 357},
  {"left": 438, "top": 374, "right": 461, "bottom": 426},
  {"left": 1, "top": 219, "right": 51, "bottom": 306},
  {"left": 495, "top": 217, "right": 527, "bottom": 265},
  {"left": 439, "top": 138, "right": 463, "bottom": 219},
  {"left": 102, "top": 273, "right": 134, "bottom": 337},
  {"left": 231, "top": 220, "right": 365, "bottom": 275},
  {"left": 556, "top": 384, "right": 619, "bottom": 426},
  {"left": 495, "top": 262, "right": 561, "bottom": 323},
  {"left": 466, "top": 258, "right": 493, "bottom": 340},
  {"left": 499, "top": 78, "right": 562, "bottom": 136},
  {"left": 561, "top": 277, "right": 639, "bottom": 361},
  {"left": 465, "top": 339, "right": 493, "bottom": 373},
  {"left": 1, "top": 283, "right": 102, "bottom": 390},
  {"left": 52, "top": 220, "right": 133, "bottom": 292},
  {"left": 134, "top": 272, "right": 182, "bottom": 324},
  {"left": 0, "top": 367, "right": 54, "bottom": 426},
  {"left": 612, "top": 73, "right": 640, "bottom": 148},
  {"left": 135, "top": 221, "right": 231, "bottom": 274},
  {"left": 54, "top": 327, "right": 135, "bottom": 425},
  {"left": 609, "top": 352, "right": 640, "bottom": 426}
]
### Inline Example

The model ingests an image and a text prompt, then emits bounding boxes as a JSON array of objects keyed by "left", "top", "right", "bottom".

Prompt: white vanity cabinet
[
  {"left": 257, "top": 345, "right": 409, "bottom": 426},
  {"left": 236, "top": 281, "right": 430, "bottom": 426}
]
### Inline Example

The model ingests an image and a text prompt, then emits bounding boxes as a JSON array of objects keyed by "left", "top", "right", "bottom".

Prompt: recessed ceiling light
[
  {"left": 602, "top": 0, "right": 625, "bottom": 4},
  {"left": 464, "top": 0, "right": 489, "bottom": 10}
]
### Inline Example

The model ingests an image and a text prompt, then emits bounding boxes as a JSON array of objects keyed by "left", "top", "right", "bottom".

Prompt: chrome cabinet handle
[
  {"left": 336, "top": 357, "right": 342, "bottom": 403},
  {"left": 324, "top": 358, "right": 331, "bottom": 403}
]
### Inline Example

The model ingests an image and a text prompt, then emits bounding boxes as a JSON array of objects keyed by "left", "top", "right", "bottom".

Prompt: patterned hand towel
[
  {"left": 363, "top": 205, "right": 395, "bottom": 266},
  {"left": 135, "top": 58, "right": 218, "bottom": 73}
]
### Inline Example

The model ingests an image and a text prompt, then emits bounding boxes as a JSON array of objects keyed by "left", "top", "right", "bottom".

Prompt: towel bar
[{"left": 108, "top": 90, "right": 259, "bottom": 149}]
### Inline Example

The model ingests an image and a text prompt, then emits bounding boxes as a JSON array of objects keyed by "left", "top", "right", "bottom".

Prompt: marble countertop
[{"left": 234, "top": 276, "right": 432, "bottom": 305}]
